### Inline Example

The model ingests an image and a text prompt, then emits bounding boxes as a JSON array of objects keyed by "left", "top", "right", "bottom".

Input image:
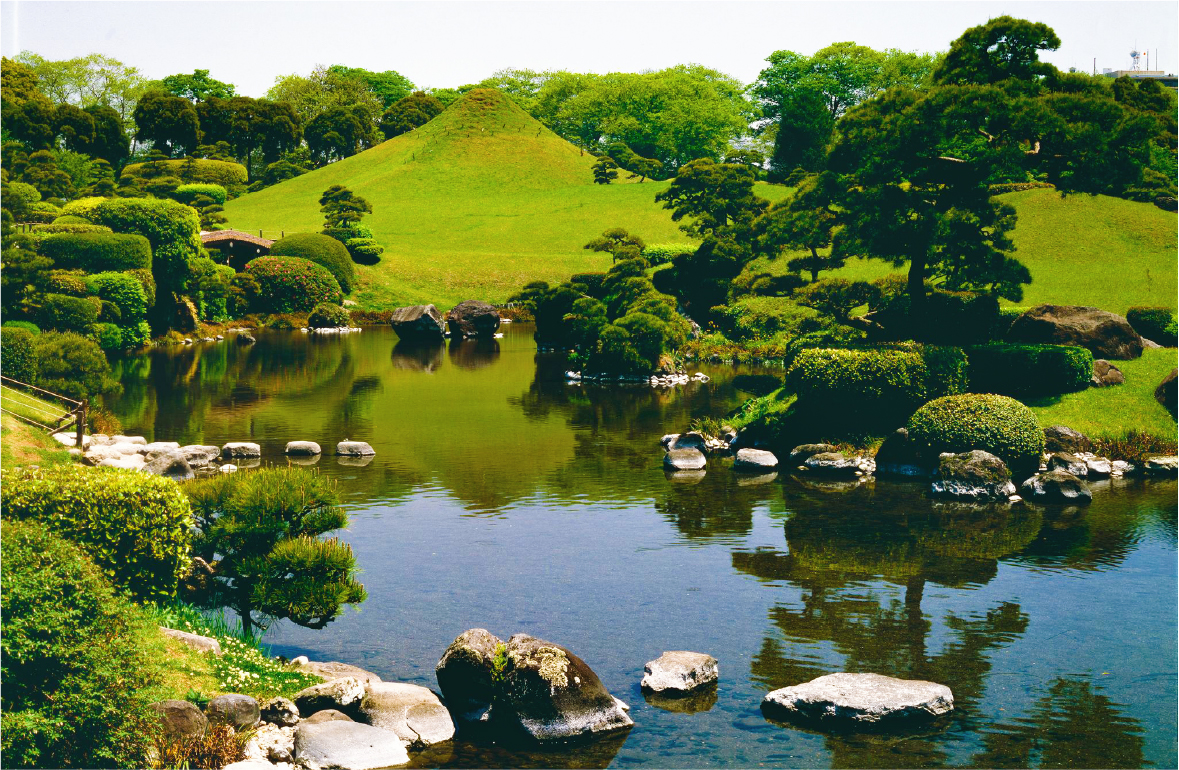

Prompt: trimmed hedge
[
  {"left": 174, "top": 183, "right": 227, "bottom": 206},
  {"left": 91, "top": 322, "right": 124, "bottom": 351},
  {"left": 0, "top": 520, "right": 162, "bottom": 769},
  {"left": 33, "top": 331, "right": 121, "bottom": 401},
  {"left": 122, "top": 158, "right": 247, "bottom": 187},
  {"left": 269, "top": 233, "right": 355, "bottom": 294},
  {"left": 344, "top": 237, "right": 383, "bottom": 265},
  {"left": 2, "top": 320, "right": 41, "bottom": 335},
  {"left": 24, "top": 202, "right": 61, "bottom": 223},
  {"left": 245, "top": 257, "right": 343, "bottom": 313},
  {"left": 907, "top": 393, "right": 1045, "bottom": 477},
  {"left": 38, "top": 293, "right": 100, "bottom": 332},
  {"left": 86, "top": 272, "right": 148, "bottom": 323},
  {"left": 642, "top": 243, "right": 695, "bottom": 266},
  {"left": 965, "top": 343, "right": 1093, "bottom": 397},
  {"left": 1, "top": 465, "right": 193, "bottom": 601},
  {"left": 37, "top": 232, "right": 152, "bottom": 272},
  {"left": 30, "top": 222, "right": 113, "bottom": 235},
  {"left": 308, "top": 302, "right": 351, "bottom": 329},
  {"left": 87, "top": 198, "right": 202, "bottom": 298},
  {"left": 1, "top": 327, "right": 39, "bottom": 383},
  {"left": 1126, "top": 306, "right": 1177, "bottom": 346},
  {"left": 59, "top": 196, "right": 106, "bottom": 219},
  {"left": 51, "top": 214, "right": 90, "bottom": 224},
  {"left": 46, "top": 270, "right": 91, "bottom": 297},
  {"left": 121, "top": 320, "right": 152, "bottom": 349},
  {"left": 569, "top": 272, "right": 607, "bottom": 299}
]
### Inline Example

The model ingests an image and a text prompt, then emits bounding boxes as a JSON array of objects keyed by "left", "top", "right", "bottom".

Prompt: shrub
[
  {"left": 907, "top": 393, "right": 1045, "bottom": 477},
  {"left": 33, "top": 331, "right": 121, "bottom": 400},
  {"left": 569, "top": 272, "right": 607, "bottom": 299},
  {"left": 323, "top": 222, "right": 373, "bottom": 243},
  {"left": 2, "top": 465, "right": 193, "bottom": 601},
  {"left": 86, "top": 271, "right": 148, "bottom": 322},
  {"left": 269, "top": 233, "right": 355, "bottom": 294},
  {"left": 1126, "top": 306, "right": 1177, "bottom": 346},
  {"left": 308, "top": 302, "right": 350, "bottom": 329},
  {"left": 24, "top": 201, "right": 61, "bottom": 223},
  {"left": 988, "top": 181, "right": 1055, "bottom": 194},
  {"left": 245, "top": 257, "right": 343, "bottom": 313},
  {"left": 4, "top": 181, "right": 42, "bottom": 213},
  {"left": 38, "top": 292, "right": 100, "bottom": 332},
  {"left": 713, "top": 297, "right": 824, "bottom": 341},
  {"left": 0, "top": 520, "right": 162, "bottom": 769},
  {"left": 59, "top": 196, "right": 106, "bottom": 219},
  {"left": 37, "top": 232, "right": 152, "bottom": 272},
  {"left": 642, "top": 243, "right": 695, "bottom": 266},
  {"left": 2, "top": 320, "right": 40, "bottom": 334},
  {"left": 30, "top": 221, "right": 113, "bottom": 235},
  {"left": 128, "top": 267, "right": 157, "bottom": 307},
  {"left": 871, "top": 288, "right": 1003, "bottom": 344},
  {"left": 173, "top": 183, "right": 228, "bottom": 206},
  {"left": 1, "top": 327, "right": 39, "bottom": 383},
  {"left": 965, "top": 344, "right": 1093, "bottom": 397},
  {"left": 122, "top": 158, "right": 247, "bottom": 187},
  {"left": 51, "top": 214, "right": 90, "bottom": 224},
  {"left": 46, "top": 269, "right": 90, "bottom": 297},
  {"left": 344, "top": 237, "right": 383, "bottom": 265},
  {"left": 91, "top": 322, "right": 124, "bottom": 351},
  {"left": 87, "top": 198, "right": 201, "bottom": 298},
  {"left": 121, "top": 320, "right": 152, "bottom": 349}
]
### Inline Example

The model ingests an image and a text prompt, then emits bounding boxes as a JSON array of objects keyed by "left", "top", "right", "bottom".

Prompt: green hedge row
[
  {"left": 173, "top": 183, "right": 228, "bottom": 206},
  {"left": 1126, "top": 306, "right": 1177, "bottom": 346},
  {"left": 964, "top": 343, "right": 1093, "bottom": 397},
  {"left": 38, "top": 293, "right": 100, "bottom": 332},
  {"left": 31, "top": 222, "right": 113, "bottom": 235},
  {"left": 121, "top": 158, "right": 247, "bottom": 187},
  {"left": 37, "top": 232, "right": 152, "bottom": 272}
]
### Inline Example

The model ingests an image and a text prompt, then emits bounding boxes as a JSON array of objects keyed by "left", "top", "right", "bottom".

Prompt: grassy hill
[{"left": 224, "top": 89, "right": 691, "bottom": 309}]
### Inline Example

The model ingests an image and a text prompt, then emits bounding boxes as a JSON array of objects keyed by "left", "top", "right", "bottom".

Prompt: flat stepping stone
[
  {"left": 664, "top": 448, "right": 706, "bottom": 471},
  {"left": 762, "top": 673, "right": 953, "bottom": 727},
  {"left": 359, "top": 682, "right": 455, "bottom": 748},
  {"left": 222, "top": 442, "right": 261, "bottom": 458},
  {"left": 336, "top": 440, "right": 376, "bottom": 456},
  {"left": 285, "top": 440, "right": 322, "bottom": 456},
  {"left": 293, "top": 720, "right": 409, "bottom": 769},
  {"left": 734, "top": 448, "right": 778, "bottom": 471},
  {"left": 641, "top": 651, "right": 718, "bottom": 695}
]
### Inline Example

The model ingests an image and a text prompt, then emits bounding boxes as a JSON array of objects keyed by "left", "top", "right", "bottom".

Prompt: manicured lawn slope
[{"left": 224, "top": 89, "right": 692, "bottom": 309}]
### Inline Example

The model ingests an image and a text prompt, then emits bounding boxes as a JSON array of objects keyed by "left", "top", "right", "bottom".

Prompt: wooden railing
[{"left": 0, "top": 376, "right": 87, "bottom": 447}]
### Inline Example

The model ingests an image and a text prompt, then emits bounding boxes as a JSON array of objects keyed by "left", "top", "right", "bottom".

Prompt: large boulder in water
[
  {"left": 358, "top": 682, "right": 454, "bottom": 748},
  {"left": 874, "top": 428, "right": 928, "bottom": 478},
  {"left": 930, "top": 450, "right": 1016, "bottom": 501},
  {"left": 1007, "top": 305, "right": 1143, "bottom": 360},
  {"left": 762, "top": 673, "right": 953, "bottom": 727},
  {"left": 390, "top": 304, "right": 444, "bottom": 341},
  {"left": 1156, "top": 368, "right": 1177, "bottom": 418},
  {"left": 435, "top": 629, "right": 501, "bottom": 724},
  {"left": 498, "top": 633, "right": 633, "bottom": 743},
  {"left": 446, "top": 300, "right": 501, "bottom": 338},
  {"left": 1020, "top": 470, "right": 1092, "bottom": 504}
]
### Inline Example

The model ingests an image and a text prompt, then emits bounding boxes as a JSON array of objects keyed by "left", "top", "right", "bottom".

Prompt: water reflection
[
  {"left": 448, "top": 337, "right": 500, "bottom": 370},
  {"left": 392, "top": 340, "right": 444, "bottom": 373}
]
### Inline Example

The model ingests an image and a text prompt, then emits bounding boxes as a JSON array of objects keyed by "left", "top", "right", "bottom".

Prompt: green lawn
[{"left": 1028, "top": 347, "right": 1178, "bottom": 440}]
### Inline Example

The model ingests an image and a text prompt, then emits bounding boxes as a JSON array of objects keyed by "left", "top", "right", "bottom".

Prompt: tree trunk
[
  {"left": 908, "top": 253, "right": 928, "bottom": 332},
  {"left": 810, "top": 247, "right": 820, "bottom": 281}
]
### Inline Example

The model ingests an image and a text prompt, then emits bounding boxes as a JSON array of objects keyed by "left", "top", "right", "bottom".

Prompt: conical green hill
[{"left": 223, "top": 88, "right": 690, "bottom": 309}]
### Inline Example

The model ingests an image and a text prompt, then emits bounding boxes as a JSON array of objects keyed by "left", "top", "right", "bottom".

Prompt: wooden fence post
[{"left": 76, "top": 399, "right": 88, "bottom": 448}]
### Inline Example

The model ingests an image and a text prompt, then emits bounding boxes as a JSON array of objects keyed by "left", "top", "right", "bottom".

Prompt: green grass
[
  {"left": 1028, "top": 347, "right": 1178, "bottom": 440},
  {"left": 0, "top": 385, "right": 75, "bottom": 468}
]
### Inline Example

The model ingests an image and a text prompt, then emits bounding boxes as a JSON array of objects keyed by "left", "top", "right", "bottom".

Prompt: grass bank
[{"left": 0, "top": 386, "right": 75, "bottom": 468}]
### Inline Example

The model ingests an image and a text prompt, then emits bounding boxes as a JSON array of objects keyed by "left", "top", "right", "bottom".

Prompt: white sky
[{"left": 2, "top": 1, "right": 1176, "bottom": 97}]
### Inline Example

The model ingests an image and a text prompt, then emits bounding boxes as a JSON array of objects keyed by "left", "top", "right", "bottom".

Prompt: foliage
[
  {"left": 245, "top": 256, "right": 343, "bottom": 314},
  {"left": 174, "top": 183, "right": 228, "bottom": 206},
  {"left": 270, "top": 232, "right": 355, "bottom": 294},
  {"left": 184, "top": 467, "right": 367, "bottom": 634},
  {"left": 755, "top": 171, "right": 844, "bottom": 279},
  {"left": 641, "top": 243, "right": 694, "bottom": 266},
  {"left": 0, "top": 520, "right": 162, "bottom": 770},
  {"left": 149, "top": 724, "right": 246, "bottom": 770},
  {"left": 711, "top": 296, "right": 824, "bottom": 342},
  {"left": 1126, "top": 306, "right": 1177, "bottom": 346},
  {"left": 584, "top": 227, "right": 644, "bottom": 262},
  {"left": 2, "top": 320, "right": 41, "bottom": 334},
  {"left": 592, "top": 156, "right": 618, "bottom": 185},
  {"left": 2, "top": 465, "right": 194, "bottom": 600},
  {"left": 0, "top": 245, "right": 53, "bottom": 320},
  {"left": 380, "top": 91, "right": 444, "bottom": 138},
  {"left": 965, "top": 343, "right": 1093, "bottom": 397},
  {"left": 266, "top": 63, "right": 384, "bottom": 127},
  {"left": 305, "top": 104, "right": 380, "bottom": 164},
  {"left": 86, "top": 197, "right": 201, "bottom": 304},
  {"left": 320, "top": 184, "right": 372, "bottom": 228},
  {"left": 307, "top": 302, "right": 351, "bottom": 329},
  {"left": 796, "top": 278, "right": 877, "bottom": 322},
  {"left": 23, "top": 200, "right": 63, "bottom": 223},
  {"left": 33, "top": 330, "right": 121, "bottom": 400},
  {"left": 133, "top": 91, "right": 200, "bottom": 157},
  {"left": 46, "top": 269, "right": 90, "bottom": 297},
  {"left": 122, "top": 158, "right": 248, "bottom": 187},
  {"left": 344, "top": 237, "right": 383, "bottom": 265},
  {"left": 908, "top": 393, "right": 1045, "bottom": 476},
  {"left": 1090, "top": 430, "right": 1178, "bottom": 464},
  {"left": 1, "top": 327, "right": 38, "bottom": 383},
  {"left": 31, "top": 221, "right": 112, "bottom": 234},
  {"left": 933, "top": 16, "right": 1061, "bottom": 86},
  {"left": 86, "top": 271, "right": 148, "bottom": 322},
  {"left": 37, "top": 291, "right": 99, "bottom": 332},
  {"left": 90, "top": 322, "right": 123, "bottom": 351},
  {"left": 160, "top": 68, "right": 235, "bottom": 101}
]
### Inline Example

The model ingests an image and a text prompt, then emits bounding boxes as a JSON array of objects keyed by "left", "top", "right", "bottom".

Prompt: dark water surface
[{"left": 109, "top": 324, "right": 1178, "bottom": 769}]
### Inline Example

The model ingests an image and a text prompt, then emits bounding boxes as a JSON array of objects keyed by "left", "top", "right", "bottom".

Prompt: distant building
[
  {"left": 201, "top": 229, "right": 274, "bottom": 270},
  {"left": 1101, "top": 69, "right": 1178, "bottom": 88}
]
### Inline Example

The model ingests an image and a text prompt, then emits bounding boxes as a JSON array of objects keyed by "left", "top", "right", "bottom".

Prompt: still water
[{"left": 108, "top": 324, "right": 1178, "bottom": 768}]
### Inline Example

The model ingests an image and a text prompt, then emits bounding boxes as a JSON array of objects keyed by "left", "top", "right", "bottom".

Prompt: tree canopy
[{"left": 160, "top": 68, "right": 236, "bottom": 102}]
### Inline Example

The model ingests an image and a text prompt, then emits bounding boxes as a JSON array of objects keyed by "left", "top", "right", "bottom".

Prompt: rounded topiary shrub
[
  {"left": 121, "top": 158, "right": 247, "bottom": 187},
  {"left": 30, "top": 222, "right": 114, "bottom": 235},
  {"left": 37, "top": 292, "right": 100, "bottom": 332},
  {"left": 173, "top": 182, "right": 228, "bottom": 206},
  {"left": 1126, "top": 306, "right": 1177, "bottom": 346},
  {"left": 1, "top": 327, "right": 39, "bottom": 383},
  {"left": 246, "top": 257, "right": 343, "bottom": 313},
  {"left": 24, "top": 201, "right": 61, "bottom": 223},
  {"left": 33, "top": 331, "right": 121, "bottom": 400},
  {"left": 86, "top": 271, "right": 148, "bottom": 323},
  {"left": 46, "top": 269, "right": 91, "bottom": 297},
  {"left": 2, "top": 320, "right": 41, "bottom": 335},
  {"left": 964, "top": 343, "right": 1093, "bottom": 397},
  {"left": 0, "top": 520, "right": 162, "bottom": 769},
  {"left": 51, "top": 214, "right": 90, "bottom": 225},
  {"left": 1, "top": 465, "right": 193, "bottom": 601},
  {"left": 345, "top": 237, "right": 383, "bottom": 265},
  {"left": 308, "top": 302, "right": 351, "bottom": 329},
  {"left": 90, "top": 322, "right": 124, "bottom": 351},
  {"left": 36, "top": 232, "right": 152, "bottom": 272},
  {"left": 269, "top": 233, "right": 355, "bottom": 294},
  {"left": 907, "top": 393, "right": 1045, "bottom": 477}
]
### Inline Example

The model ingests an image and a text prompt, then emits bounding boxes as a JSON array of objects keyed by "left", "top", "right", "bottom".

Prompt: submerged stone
[
  {"left": 641, "top": 651, "right": 718, "bottom": 695},
  {"left": 762, "top": 673, "right": 953, "bottom": 727}
]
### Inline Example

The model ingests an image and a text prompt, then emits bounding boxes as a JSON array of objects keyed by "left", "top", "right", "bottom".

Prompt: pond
[{"left": 108, "top": 323, "right": 1178, "bottom": 769}]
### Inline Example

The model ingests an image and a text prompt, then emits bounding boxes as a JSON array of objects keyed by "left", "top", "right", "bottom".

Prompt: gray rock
[
  {"left": 1020, "top": 471, "right": 1093, "bottom": 504},
  {"left": 1156, "top": 368, "right": 1177, "bottom": 419},
  {"left": 295, "top": 660, "right": 383, "bottom": 685},
  {"left": 143, "top": 441, "right": 181, "bottom": 453},
  {"left": 446, "top": 300, "right": 501, "bottom": 338},
  {"left": 151, "top": 699, "right": 208, "bottom": 738},
  {"left": 261, "top": 696, "right": 300, "bottom": 727},
  {"left": 112, "top": 435, "right": 147, "bottom": 445},
  {"left": 1145, "top": 456, "right": 1179, "bottom": 475},
  {"left": 640, "top": 651, "right": 718, "bottom": 695},
  {"left": 664, "top": 448, "right": 706, "bottom": 471},
  {"left": 294, "top": 677, "right": 367, "bottom": 718},
  {"left": 222, "top": 442, "right": 261, "bottom": 459},
  {"left": 873, "top": 428, "right": 928, "bottom": 478},
  {"left": 285, "top": 440, "right": 322, "bottom": 456},
  {"left": 336, "top": 440, "right": 376, "bottom": 457},
  {"left": 1043, "top": 425, "right": 1092, "bottom": 454},
  {"left": 243, "top": 722, "right": 294, "bottom": 764},
  {"left": 668, "top": 432, "right": 706, "bottom": 451},
  {"left": 160, "top": 626, "right": 221, "bottom": 655},
  {"left": 1085, "top": 457, "right": 1113, "bottom": 478},
  {"left": 236, "top": 332, "right": 256, "bottom": 345},
  {"left": 435, "top": 629, "right": 501, "bottom": 724},
  {"left": 206, "top": 693, "right": 261, "bottom": 729},
  {"left": 109, "top": 441, "right": 146, "bottom": 456},
  {"left": 643, "top": 686, "right": 718, "bottom": 714},
  {"left": 359, "top": 682, "right": 455, "bottom": 748},
  {"left": 1090, "top": 359, "right": 1125, "bottom": 387},
  {"left": 304, "top": 709, "right": 355, "bottom": 724},
  {"left": 930, "top": 450, "right": 1016, "bottom": 501},
  {"left": 293, "top": 720, "right": 410, "bottom": 769},
  {"left": 1048, "top": 452, "right": 1089, "bottom": 477},
  {"left": 390, "top": 304, "right": 445, "bottom": 341},
  {"left": 180, "top": 445, "right": 222, "bottom": 466},
  {"left": 222, "top": 762, "right": 277, "bottom": 770},
  {"left": 762, "top": 673, "right": 953, "bottom": 726},
  {"left": 97, "top": 455, "right": 147, "bottom": 470},
  {"left": 803, "top": 452, "right": 860, "bottom": 476},
  {"left": 733, "top": 448, "right": 778, "bottom": 471},
  {"left": 659, "top": 433, "right": 680, "bottom": 449},
  {"left": 143, "top": 449, "right": 194, "bottom": 481},
  {"left": 1007, "top": 304, "right": 1143, "bottom": 360},
  {"left": 788, "top": 443, "right": 837, "bottom": 465}
]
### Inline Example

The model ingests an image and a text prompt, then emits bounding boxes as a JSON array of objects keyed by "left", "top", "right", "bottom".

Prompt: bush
[
  {"left": 2, "top": 320, "right": 41, "bottom": 334},
  {"left": 86, "top": 198, "right": 201, "bottom": 298},
  {"left": 37, "top": 232, "right": 152, "bottom": 272},
  {"left": 1, "top": 327, "right": 39, "bottom": 383},
  {"left": 24, "top": 201, "right": 61, "bottom": 223},
  {"left": 713, "top": 297, "right": 824, "bottom": 341},
  {"left": 965, "top": 343, "right": 1093, "bottom": 397},
  {"left": 86, "top": 271, "right": 148, "bottom": 322},
  {"left": 872, "top": 288, "right": 1003, "bottom": 344},
  {"left": 122, "top": 158, "right": 247, "bottom": 187},
  {"left": 907, "top": 393, "right": 1045, "bottom": 477},
  {"left": 91, "top": 322, "right": 124, "bottom": 351},
  {"left": 642, "top": 243, "right": 695, "bottom": 266},
  {"left": 344, "top": 237, "right": 383, "bottom": 265},
  {"left": 0, "top": 520, "right": 162, "bottom": 769},
  {"left": 307, "top": 302, "right": 351, "bottom": 329},
  {"left": 38, "top": 292, "right": 100, "bottom": 332},
  {"left": 128, "top": 267, "right": 157, "bottom": 307},
  {"left": 245, "top": 257, "right": 343, "bottom": 313},
  {"left": 2, "top": 465, "right": 193, "bottom": 601},
  {"left": 173, "top": 183, "right": 228, "bottom": 206},
  {"left": 988, "top": 181, "right": 1055, "bottom": 194},
  {"left": 323, "top": 222, "right": 373, "bottom": 243},
  {"left": 46, "top": 269, "right": 91, "bottom": 297},
  {"left": 51, "top": 214, "right": 90, "bottom": 225},
  {"left": 59, "top": 196, "right": 106, "bottom": 218},
  {"left": 1126, "top": 306, "right": 1177, "bottom": 346},
  {"left": 33, "top": 331, "right": 121, "bottom": 400},
  {"left": 569, "top": 272, "right": 607, "bottom": 299},
  {"left": 269, "top": 233, "right": 355, "bottom": 294},
  {"left": 30, "top": 221, "right": 113, "bottom": 235},
  {"left": 121, "top": 320, "right": 152, "bottom": 349}
]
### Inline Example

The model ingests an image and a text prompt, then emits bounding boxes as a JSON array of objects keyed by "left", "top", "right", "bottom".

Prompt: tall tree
[
  {"left": 754, "top": 171, "right": 845, "bottom": 280},
  {"left": 133, "top": 91, "right": 199, "bottom": 157},
  {"left": 305, "top": 105, "right": 379, "bottom": 164},
  {"left": 933, "top": 16, "right": 1061, "bottom": 86},
  {"left": 54, "top": 103, "right": 96, "bottom": 154},
  {"left": 84, "top": 105, "right": 130, "bottom": 166},
  {"left": 16, "top": 51, "right": 146, "bottom": 131},
  {"left": 1, "top": 57, "right": 57, "bottom": 150},
  {"left": 266, "top": 65, "right": 383, "bottom": 127},
  {"left": 328, "top": 65, "right": 415, "bottom": 109},
  {"left": 379, "top": 91, "right": 444, "bottom": 138},
  {"left": 160, "top": 68, "right": 236, "bottom": 102}
]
